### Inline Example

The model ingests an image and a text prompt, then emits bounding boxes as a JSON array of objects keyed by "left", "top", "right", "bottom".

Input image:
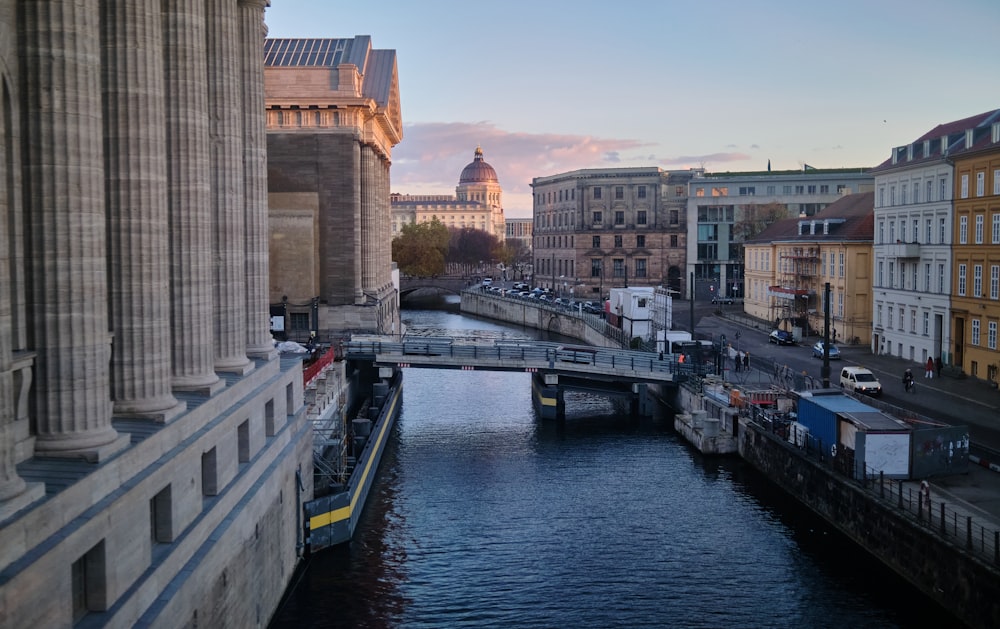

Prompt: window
[
  {"left": 636, "top": 235, "right": 645, "bottom": 248},
  {"left": 615, "top": 186, "right": 624, "bottom": 200},
  {"left": 820, "top": 184, "right": 829, "bottom": 194},
  {"left": 990, "top": 321, "right": 998, "bottom": 350},
  {"left": 613, "top": 258, "right": 625, "bottom": 278},
  {"left": 829, "top": 253, "right": 835, "bottom": 277},
  {"left": 670, "top": 234, "right": 678, "bottom": 247},
  {"left": 238, "top": 419, "right": 250, "bottom": 463},
  {"left": 637, "top": 210, "right": 647, "bottom": 225},
  {"left": 593, "top": 187, "right": 602, "bottom": 199},
  {"left": 890, "top": 186, "right": 896, "bottom": 205},
  {"left": 900, "top": 220, "right": 906, "bottom": 242},
  {"left": 926, "top": 180, "right": 932, "bottom": 202},
  {"left": 878, "top": 221, "right": 884, "bottom": 243},
  {"left": 614, "top": 235, "right": 623, "bottom": 248},
  {"left": 924, "top": 263, "right": 930, "bottom": 292},
  {"left": 926, "top": 218, "right": 932, "bottom": 243},
  {"left": 635, "top": 259, "right": 647, "bottom": 278},
  {"left": 913, "top": 219, "right": 919, "bottom": 242},
  {"left": 961, "top": 174, "right": 969, "bottom": 199},
  {"left": 888, "top": 305, "right": 894, "bottom": 328},
  {"left": 974, "top": 264, "right": 983, "bottom": 297},
  {"left": 959, "top": 264, "right": 967, "bottom": 296},
  {"left": 697, "top": 243, "right": 717, "bottom": 259},
  {"left": 637, "top": 185, "right": 646, "bottom": 199},
  {"left": 972, "top": 319, "right": 980, "bottom": 346},
  {"left": 976, "top": 215, "right": 984, "bottom": 244},
  {"left": 960, "top": 216, "right": 968, "bottom": 244},
  {"left": 938, "top": 264, "right": 945, "bottom": 293},
  {"left": 877, "top": 260, "right": 884, "bottom": 286},
  {"left": 940, "top": 178, "right": 947, "bottom": 201},
  {"left": 72, "top": 541, "right": 108, "bottom": 622},
  {"left": 838, "top": 252, "right": 844, "bottom": 278},
  {"left": 808, "top": 185, "right": 816, "bottom": 194},
  {"left": 795, "top": 185, "right": 804, "bottom": 194},
  {"left": 995, "top": 169, "right": 1000, "bottom": 195},
  {"left": 675, "top": 186, "right": 684, "bottom": 196},
  {"left": 290, "top": 312, "right": 310, "bottom": 334},
  {"left": 993, "top": 214, "right": 1000, "bottom": 244},
  {"left": 888, "top": 262, "right": 894, "bottom": 288},
  {"left": 923, "top": 312, "right": 929, "bottom": 336},
  {"left": 898, "top": 307, "right": 904, "bottom": 329},
  {"left": 889, "top": 221, "right": 895, "bottom": 242},
  {"left": 992, "top": 265, "right": 999, "bottom": 300},
  {"left": 592, "top": 236, "right": 600, "bottom": 248},
  {"left": 913, "top": 184, "right": 919, "bottom": 204},
  {"left": 877, "top": 304, "right": 883, "bottom": 326},
  {"left": 739, "top": 186, "right": 755, "bottom": 195},
  {"left": 839, "top": 291, "right": 844, "bottom": 317},
  {"left": 591, "top": 259, "right": 602, "bottom": 277},
  {"left": 910, "top": 308, "right": 916, "bottom": 333},
  {"left": 939, "top": 217, "right": 946, "bottom": 243},
  {"left": 878, "top": 188, "right": 885, "bottom": 207},
  {"left": 669, "top": 210, "right": 679, "bottom": 225},
  {"left": 592, "top": 211, "right": 603, "bottom": 224},
  {"left": 901, "top": 184, "right": 907, "bottom": 204},
  {"left": 151, "top": 485, "right": 173, "bottom": 544},
  {"left": 614, "top": 211, "right": 625, "bottom": 225},
  {"left": 976, "top": 171, "right": 985, "bottom": 197}
]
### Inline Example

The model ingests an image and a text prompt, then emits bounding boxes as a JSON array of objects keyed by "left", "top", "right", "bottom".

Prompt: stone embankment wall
[
  {"left": 460, "top": 293, "right": 619, "bottom": 347},
  {"left": 739, "top": 422, "right": 1000, "bottom": 629}
]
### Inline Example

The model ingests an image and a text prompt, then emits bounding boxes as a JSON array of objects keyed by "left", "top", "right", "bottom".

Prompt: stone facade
[
  {"left": 0, "top": 1, "right": 310, "bottom": 626},
  {"left": 264, "top": 37, "right": 402, "bottom": 340}
]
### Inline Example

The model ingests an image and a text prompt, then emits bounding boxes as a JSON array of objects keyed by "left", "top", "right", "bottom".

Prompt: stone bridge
[{"left": 399, "top": 275, "right": 473, "bottom": 296}]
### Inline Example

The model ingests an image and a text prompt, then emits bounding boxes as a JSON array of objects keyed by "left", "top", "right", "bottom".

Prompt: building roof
[
  {"left": 872, "top": 109, "right": 1000, "bottom": 172},
  {"left": 459, "top": 146, "right": 499, "bottom": 184},
  {"left": 746, "top": 192, "right": 874, "bottom": 244}
]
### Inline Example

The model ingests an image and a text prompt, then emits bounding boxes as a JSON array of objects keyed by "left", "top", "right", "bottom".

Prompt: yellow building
[
  {"left": 744, "top": 193, "right": 874, "bottom": 343},
  {"left": 950, "top": 118, "right": 1000, "bottom": 380}
]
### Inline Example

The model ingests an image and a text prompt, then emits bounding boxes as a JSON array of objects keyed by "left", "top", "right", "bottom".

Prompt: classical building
[
  {"left": 531, "top": 167, "right": 695, "bottom": 301},
  {"left": 948, "top": 112, "right": 1000, "bottom": 380},
  {"left": 0, "top": 3, "right": 310, "bottom": 627},
  {"left": 391, "top": 146, "right": 507, "bottom": 241},
  {"left": 743, "top": 193, "right": 875, "bottom": 344},
  {"left": 686, "top": 169, "right": 874, "bottom": 301},
  {"left": 265, "top": 36, "right": 403, "bottom": 339}
]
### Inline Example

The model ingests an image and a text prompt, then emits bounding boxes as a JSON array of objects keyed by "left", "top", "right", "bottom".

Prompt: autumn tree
[
  {"left": 447, "top": 227, "right": 502, "bottom": 267},
  {"left": 392, "top": 218, "right": 450, "bottom": 277},
  {"left": 733, "top": 202, "right": 788, "bottom": 242}
]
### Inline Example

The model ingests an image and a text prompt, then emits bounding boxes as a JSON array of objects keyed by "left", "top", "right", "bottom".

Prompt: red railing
[{"left": 302, "top": 347, "right": 336, "bottom": 386}]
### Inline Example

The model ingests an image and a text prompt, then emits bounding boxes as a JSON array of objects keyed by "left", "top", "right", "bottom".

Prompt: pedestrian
[
  {"left": 935, "top": 356, "right": 942, "bottom": 378},
  {"left": 925, "top": 356, "right": 934, "bottom": 379},
  {"left": 736, "top": 350, "right": 744, "bottom": 372},
  {"left": 743, "top": 351, "right": 750, "bottom": 370}
]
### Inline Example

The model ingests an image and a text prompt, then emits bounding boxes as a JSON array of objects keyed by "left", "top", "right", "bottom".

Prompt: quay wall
[
  {"left": 739, "top": 421, "right": 1000, "bottom": 629},
  {"left": 460, "top": 293, "right": 619, "bottom": 348}
]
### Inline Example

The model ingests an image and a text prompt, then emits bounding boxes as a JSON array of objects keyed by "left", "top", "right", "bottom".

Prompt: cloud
[{"left": 389, "top": 121, "right": 757, "bottom": 216}]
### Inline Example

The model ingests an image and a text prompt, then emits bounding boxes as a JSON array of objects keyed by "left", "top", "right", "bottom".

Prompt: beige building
[
  {"left": 744, "top": 193, "right": 875, "bottom": 343},
  {"left": 0, "top": 3, "right": 309, "bottom": 627},
  {"left": 949, "top": 115, "right": 1000, "bottom": 380},
  {"left": 391, "top": 146, "right": 507, "bottom": 241},
  {"left": 532, "top": 167, "right": 694, "bottom": 301},
  {"left": 265, "top": 36, "right": 403, "bottom": 339}
]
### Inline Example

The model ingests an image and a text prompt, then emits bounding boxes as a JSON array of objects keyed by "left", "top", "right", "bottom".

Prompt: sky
[{"left": 264, "top": 0, "right": 1000, "bottom": 218}]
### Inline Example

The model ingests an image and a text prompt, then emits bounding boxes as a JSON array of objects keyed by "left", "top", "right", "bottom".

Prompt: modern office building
[
  {"left": 391, "top": 146, "right": 507, "bottom": 241},
  {"left": 531, "top": 167, "right": 696, "bottom": 301},
  {"left": 686, "top": 169, "right": 874, "bottom": 301},
  {"left": 0, "top": 4, "right": 310, "bottom": 626},
  {"left": 947, "top": 112, "right": 1000, "bottom": 379},
  {"left": 743, "top": 193, "right": 875, "bottom": 343},
  {"left": 265, "top": 36, "right": 403, "bottom": 339}
]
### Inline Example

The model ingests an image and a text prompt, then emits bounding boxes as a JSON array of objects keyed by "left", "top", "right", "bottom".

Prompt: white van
[
  {"left": 840, "top": 366, "right": 882, "bottom": 396},
  {"left": 482, "top": 277, "right": 493, "bottom": 287}
]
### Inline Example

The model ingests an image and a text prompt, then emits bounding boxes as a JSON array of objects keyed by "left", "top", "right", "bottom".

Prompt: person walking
[
  {"left": 736, "top": 350, "right": 744, "bottom": 372},
  {"left": 935, "top": 356, "right": 942, "bottom": 378},
  {"left": 925, "top": 356, "right": 934, "bottom": 379},
  {"left": 743, "top": 351, "right": 750, "bottom": 370}
]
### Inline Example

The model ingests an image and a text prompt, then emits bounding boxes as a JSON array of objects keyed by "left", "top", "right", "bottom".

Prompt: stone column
[
  {"left": 19, "top": 0, "right": 128, "bottom": 460},
  {"left": 238, "top": 0, "right": 276, "bottom": 358},
  {"left": 162, "top": 1, "right": 222, "bottom": 393},
  {"left": 101, "top": 0, "right": 184, "bottom": 420},
  {"left": 206, "top": 0, "right": 252, "bottom": 374}
]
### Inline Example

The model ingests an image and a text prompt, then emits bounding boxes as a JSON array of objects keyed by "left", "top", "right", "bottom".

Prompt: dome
[{"left": 459, "top": 146, "right": 498, "bottom": 184}]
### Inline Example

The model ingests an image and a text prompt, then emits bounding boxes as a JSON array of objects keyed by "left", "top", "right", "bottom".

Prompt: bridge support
[{"left": 531, "top": 372, "right": 565, "bottom": 420}]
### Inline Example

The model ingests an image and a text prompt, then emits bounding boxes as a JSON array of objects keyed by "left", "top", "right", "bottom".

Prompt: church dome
[{"left": 459, "top": 146, "right": 498, "bottom": 184}]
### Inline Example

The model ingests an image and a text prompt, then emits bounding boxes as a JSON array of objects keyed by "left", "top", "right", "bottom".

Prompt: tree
[
  {"left": 392, "top": 219, "right": 450, "bottom": 277},
  {"left": 733, "top": 202, "right": 788, "bottom": 242},
  {"left": 447, "top": 227, "right": 502, "bottom": 267}
]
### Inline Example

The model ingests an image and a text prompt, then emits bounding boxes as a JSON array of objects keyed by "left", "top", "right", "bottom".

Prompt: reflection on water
[{"left": 269, "top": 308, "right": 959, "bottom": 629}]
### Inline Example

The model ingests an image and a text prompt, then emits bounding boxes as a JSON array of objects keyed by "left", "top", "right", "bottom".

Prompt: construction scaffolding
[{"left": 769, "top": 246, "right": 818, "bottom": 331}]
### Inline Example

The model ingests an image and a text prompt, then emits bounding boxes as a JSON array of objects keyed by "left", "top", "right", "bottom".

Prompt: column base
[
  {"left": 114, "top": 399, "right": 187, "bottom": 424},
  {"left": 215, "top": 359, "right": 255, "bottom": 376},
  {"left": 173, "top": 373, "right": 225, "bottom": 396},
  {"left": 247, "top": 344, "right": 278, "bottom": 361},
  {"left": 0, "top": 482, "right": 45, "bottom": 521},
  {"left": 35, "top": 433, "right": 131, "bottom": 463}
]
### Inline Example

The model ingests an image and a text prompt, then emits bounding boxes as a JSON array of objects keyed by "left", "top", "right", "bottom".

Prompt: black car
[
  {"left": 711, "top": 296, "right": 734, "bottom": 305},
  {"left": 769, "top": 329, "right": 794, "bottom": 345}
]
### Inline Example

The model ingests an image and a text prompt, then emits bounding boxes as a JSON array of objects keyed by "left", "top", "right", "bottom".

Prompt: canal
[{"left": 269, "top": 302, "right": 959, "bottom": 628}]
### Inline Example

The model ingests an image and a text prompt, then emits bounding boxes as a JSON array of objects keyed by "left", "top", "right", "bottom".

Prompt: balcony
[{"left": 885, "top": 242, "right": 920, "bottom": 258}]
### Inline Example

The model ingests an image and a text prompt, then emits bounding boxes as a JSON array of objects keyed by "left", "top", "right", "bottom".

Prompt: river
[{"left": 269, "top": 301, "right": 958, "bottom": 628}]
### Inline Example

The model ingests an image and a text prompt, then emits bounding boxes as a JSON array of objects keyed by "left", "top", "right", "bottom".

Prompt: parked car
[
  {"left": 710, "top": 296, "right": 734, "bottom": 305},
  {"left": 840, "top": 366, "right": 882, "bottom": 396},
  {"left": 769, "top": 329, "right": 794, "bottom": 345},
  {"left": 811, "top": 341, "right": 841, "bottom": 359}
]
